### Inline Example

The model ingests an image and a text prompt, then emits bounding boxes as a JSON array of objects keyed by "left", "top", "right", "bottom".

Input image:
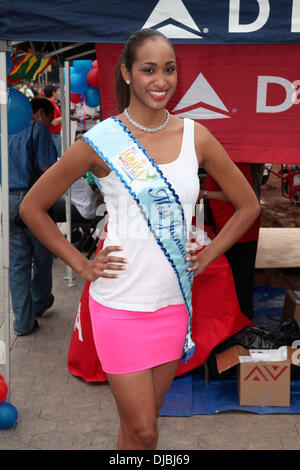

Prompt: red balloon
[
  {"left": 70, "top": 92, "right": 81, "bottom": 104},
  {"left": 87, "top": 68, "right": 100, "bottom": 89},
  {"left": 92, "top": 60, "right": 98, "bottom": 69},
  {"left": 0, "top": 375, "right": 8, "bottom": 403}
]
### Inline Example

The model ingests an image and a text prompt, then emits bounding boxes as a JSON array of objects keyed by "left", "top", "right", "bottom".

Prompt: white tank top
[{"left": 89, "top": 118, "right": 199, "bottom": 311}]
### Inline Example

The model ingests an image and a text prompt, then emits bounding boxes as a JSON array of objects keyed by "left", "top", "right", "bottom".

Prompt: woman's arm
[
  {"left": 51, "top": 116, "right": 62, "bottom": 126},
  {"left": 198, "top": 188, "right": 228, "bottom": 202},
  {"left": 20, "top": 139, "right": 127, "bottom": 281},
  {"left": 189, "top": 124, "right": 261, "bottom": 275}
]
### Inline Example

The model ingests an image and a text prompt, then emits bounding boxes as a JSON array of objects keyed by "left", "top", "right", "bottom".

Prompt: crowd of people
[{"left": 17, "top": 80, "right": 100, "bottom": 158}]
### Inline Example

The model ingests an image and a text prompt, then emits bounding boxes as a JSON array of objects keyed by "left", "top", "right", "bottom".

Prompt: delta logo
[
  {"left": 142, "top": 0, "right": 203, "bottom": 39},
  {"left": 172, "top": 73, "right": 230, "bottom": 120},
  {"left": 142, "top": 0, "right": 300, "bottom": 37},
  {"left": 172, "top": 73, "right": 300, "bottom": 120}
]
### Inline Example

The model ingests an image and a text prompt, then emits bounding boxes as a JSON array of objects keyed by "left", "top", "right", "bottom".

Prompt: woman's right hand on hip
[{"left": 81, "top": 245, "right": 127, "bottom": 281}]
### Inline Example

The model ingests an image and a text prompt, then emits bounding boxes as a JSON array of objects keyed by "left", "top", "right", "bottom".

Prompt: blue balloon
[
  {"left": 5, "top": 87, "right": 33, "bottom": 135},
  {"left": 73, "top": 60, "right": 93, "bottom": 76},
  {"left": 0, "top": 402, "right": 18, "bottom": 429},
  {"left": 84, "top": 86, "right": 100, "bottom": 108},
  {"left": 70, "top": 72, "right": 87, "bottom": 95}
]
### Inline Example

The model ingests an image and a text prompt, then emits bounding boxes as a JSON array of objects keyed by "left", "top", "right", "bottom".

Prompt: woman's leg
[
  {"left": 150, "top": 359, "right": 181, "bottom": 448},
  {"left": 107, "top": 369, "right": 157, "bottom": 450},
  {"left": 106, "top": 359, "right": 180, "bottom": 450},
  {"left": 152, "top": 359, "right": 180, "bottom": 416}
]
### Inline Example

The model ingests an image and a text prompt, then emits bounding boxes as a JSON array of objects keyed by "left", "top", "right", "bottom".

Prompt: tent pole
[
  {"left": 59, "top": 64, "right": 76, "bottom": 287},
  {"left": 0, "top": 42, "right": 10, "bottom": 400}
]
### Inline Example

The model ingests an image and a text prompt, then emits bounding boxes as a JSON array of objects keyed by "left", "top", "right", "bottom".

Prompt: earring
[{"left": 126, "top": 80, "right": 130, "bottom": 85}]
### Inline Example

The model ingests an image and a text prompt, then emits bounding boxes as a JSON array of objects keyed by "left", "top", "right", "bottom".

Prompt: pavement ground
[{"left": 1, "top": 253, "right": 300, "bottom": 451}]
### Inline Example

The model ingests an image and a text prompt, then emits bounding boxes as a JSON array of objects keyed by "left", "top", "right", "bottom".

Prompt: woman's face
[{"left": 125, "top": 37, "right": 177, "bottom": 111}]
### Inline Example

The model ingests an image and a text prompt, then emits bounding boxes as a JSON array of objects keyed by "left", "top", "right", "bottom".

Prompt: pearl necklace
[{"left": 124, "top": 107, "right": 170, "bottom": 133}]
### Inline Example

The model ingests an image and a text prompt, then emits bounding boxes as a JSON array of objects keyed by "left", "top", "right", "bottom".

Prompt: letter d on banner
[
  {"left": 257, "top": 76, "right": 296, "bottom": 113},
  {"left": 229, "top": 0, "right": 270, "bottom": 32}
]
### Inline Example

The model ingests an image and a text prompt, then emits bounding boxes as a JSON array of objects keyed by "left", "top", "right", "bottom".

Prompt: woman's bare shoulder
[
  {"left": 193, "top": 120, "right": 214, "bottom": 142},
  {"left": 170, "top": 114, "right": 184, "bottom": 130},
  {"left": 186, "top": 120, "right": 217, "bottom": 164}
]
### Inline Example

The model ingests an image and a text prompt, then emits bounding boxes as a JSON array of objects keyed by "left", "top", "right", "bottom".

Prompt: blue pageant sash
[{"left": 82, "top": 117, "right": 195, "bottom": 362}]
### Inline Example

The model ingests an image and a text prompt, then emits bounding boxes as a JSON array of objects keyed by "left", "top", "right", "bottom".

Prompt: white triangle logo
[
  {"left": 173, "top": 73, "right": 231, "bottom": 120},
  {"left": 142, "top": 0, "right": 202, "bottom": 39}
]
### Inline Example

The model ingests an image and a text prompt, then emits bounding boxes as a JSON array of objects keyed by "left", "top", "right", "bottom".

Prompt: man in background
[
  {"left": 7, "top": 98, "right": 58, "bottom": 335},
  {"left": 44, "top": 84, "right": 62, "bottom": 158}
]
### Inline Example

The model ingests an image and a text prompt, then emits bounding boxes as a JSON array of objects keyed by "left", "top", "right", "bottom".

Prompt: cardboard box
[
  {"left": 216, "top": 345, "right": 300, "bottom": 407},
  {"left": 281, "top": 290, "right": 300, "bottom": 327}
]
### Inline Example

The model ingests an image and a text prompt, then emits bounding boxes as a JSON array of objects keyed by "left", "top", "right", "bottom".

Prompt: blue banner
[{"left": 1, "top": 0, "right": 300, "bottom": 44}]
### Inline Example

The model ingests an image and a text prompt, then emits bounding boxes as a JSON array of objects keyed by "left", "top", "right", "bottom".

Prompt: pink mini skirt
[{"left": 89, "top": 295, "right": 189, "bottom": 375}]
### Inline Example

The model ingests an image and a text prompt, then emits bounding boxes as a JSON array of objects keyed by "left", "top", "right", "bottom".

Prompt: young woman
[{"left": 20, "top": 28, "right": 260, "bottom": 450}]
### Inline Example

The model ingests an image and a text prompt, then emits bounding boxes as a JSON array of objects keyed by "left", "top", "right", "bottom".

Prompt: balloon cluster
[
  {"left": 0, "top": 374, "right": 18, "bottom": 430},
  {"left": 70, "top": 60, "right": 100, "bottom": 108},
  {"left": 0, "top": 53, "right": 33, "bottom": 135}
]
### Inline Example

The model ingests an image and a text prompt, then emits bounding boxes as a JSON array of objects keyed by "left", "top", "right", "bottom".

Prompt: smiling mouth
[{"left": 148, "top": 90, "right": 167, "bottom": 99}]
